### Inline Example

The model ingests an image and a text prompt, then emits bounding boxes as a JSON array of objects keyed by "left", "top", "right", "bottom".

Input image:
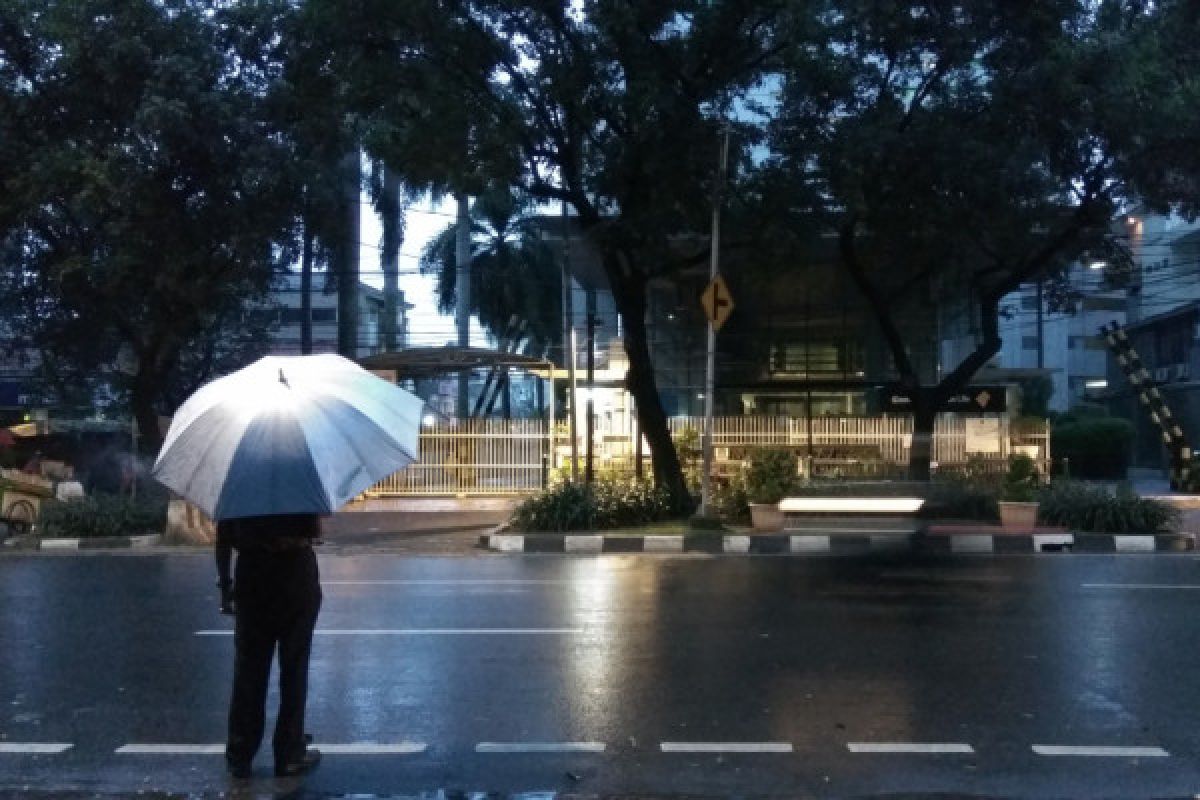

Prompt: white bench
[{"left": 780, "top": 496, "right": 926, "bottom": 536}]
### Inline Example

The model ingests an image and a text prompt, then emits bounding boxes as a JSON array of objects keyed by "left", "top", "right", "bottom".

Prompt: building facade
[{"left": 266, "top": 272, "right": 412, "bottom": 358}]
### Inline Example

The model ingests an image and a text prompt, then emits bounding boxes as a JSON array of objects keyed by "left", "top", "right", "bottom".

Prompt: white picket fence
[
  {"left": 365, "top": 414, "right": 1050, "bottom": 496},
  {"left": 367, "top": 419, "right": 548, "bottom": 496}
]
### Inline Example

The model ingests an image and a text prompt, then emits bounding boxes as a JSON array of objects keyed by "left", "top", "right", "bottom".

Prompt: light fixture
[
  {"left": 1085, "top": 379, "right": 1108, "bottom": 389},
  {"left": 422, "top": 413, "right": 437, "bottom": 426},
  {"left": 1088, "top": 260, "right": 1106, "bottom": 270}
]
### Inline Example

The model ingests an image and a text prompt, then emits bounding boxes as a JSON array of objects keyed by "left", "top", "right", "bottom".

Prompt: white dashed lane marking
[
  {"left": 323, "top": 580, "right": 597, "bottom": 585},
  {"left": 194, "top": 629, "right": 584, "bottom": 636},
  {"left": 309, "top": 743, "right": 426, "bottom": 754},
  {"left": 116, "top": 743, "right": 425, "bottom": 755},
  {"left": 1032, "top": 745, "right": 1170, "bottom": 757},
  {"left": 476, "top": 742, "right": 605, "bottom": 753},
  {"left": 0, "top": 743, "right": 73, "bottom": 754},
  {"left": 117, "top": 744, "right": 224, "bottom": 754},
  {"left": 1082, "top": 584, "right": 1200, "bottom": 590},
  {"left": 848, "top": 742, "right": 975, "bottom": 754},
  {"left": 660, "top": 742, "right": 793, "bottom": 753}
]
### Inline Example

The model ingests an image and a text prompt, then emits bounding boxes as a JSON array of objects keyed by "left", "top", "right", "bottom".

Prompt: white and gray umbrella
[{"left": 152, "top": 354, "right": 422, "bottom": 520}]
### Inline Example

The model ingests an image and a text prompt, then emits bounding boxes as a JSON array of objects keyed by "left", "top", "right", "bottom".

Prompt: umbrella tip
[{"left": 279, "top": 368, "right": 289, "bottom": 388}]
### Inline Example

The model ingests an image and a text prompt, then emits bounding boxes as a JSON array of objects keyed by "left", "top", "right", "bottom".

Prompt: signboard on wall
[
  {"left": 877, "top": 385, "right": 1008, "bottom": 413},
  {"left": 965, "top": 417, "right": 1003, "bottom": 454}
]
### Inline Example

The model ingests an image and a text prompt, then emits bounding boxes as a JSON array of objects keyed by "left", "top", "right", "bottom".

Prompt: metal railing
[{"left": 365, "top": 415, "right": 1050, "bottom": 495}]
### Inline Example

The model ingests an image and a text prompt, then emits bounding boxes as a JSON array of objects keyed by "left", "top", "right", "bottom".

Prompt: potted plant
[
  {"left": 998, "top": 453, "right": 1041, "bottom": 532},
  {"left": 746, "top": 448, "right": 798, "bottom": 532}
]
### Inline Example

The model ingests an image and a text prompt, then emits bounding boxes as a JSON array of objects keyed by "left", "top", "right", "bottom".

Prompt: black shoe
[
  {"left": 275, "top": 747, "right": 321, "bottom": 777},
  {"left": 226, "top": 760, "right": 252, "bottom": 780}
]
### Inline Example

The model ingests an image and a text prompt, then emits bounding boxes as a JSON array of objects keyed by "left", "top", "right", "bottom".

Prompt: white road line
[
  {"left": 117, "top": 744, "right": 224, "bottom": 754},
  {"left": 117, "top": 743, "right": 426, "bottom": 755},
  {"left": 476, "top": 742, "right": 605, "bottom": 753},
  {"left": 323, "top": 580, "right": 597, "bottom": 585},
  {"left": 848, "top": 742, "right": 975, "bottom": 754},
  {"left": 312, "top": 743, "right": 426, "bottom": 754},
  {"left": 195, "top": 628, "right": 584, "bottom": 636},
  {"left": 660, "top": 742, "right": 793, "bottom": 753},
  {"left": 1082, "top": 583, "right": 1200, "bottom": 590},
  {"left": 1032, "top": 745, "right": 1170, "bottom": 757},
  {"left": 0, "top": 743, "right": 73, "bottom": 754}
]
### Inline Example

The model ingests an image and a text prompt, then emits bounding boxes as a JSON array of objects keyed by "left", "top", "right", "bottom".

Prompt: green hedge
[
  {"left": 1052, "top": 416, "right": 1134, "bottom": 479},
  {"left": 510, "top": 478, "right": 676, "bottom": 532},
  {"left": 1038, "top": 481, "right": 1178, "bottom": 533},
  {"left": 39, "top": 492, "right": 167, "bottom": 538}
]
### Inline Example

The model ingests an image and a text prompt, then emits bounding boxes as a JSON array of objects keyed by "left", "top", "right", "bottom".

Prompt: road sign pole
[{"left": 701, "top": 128, "right": 730, "bottom": 517}]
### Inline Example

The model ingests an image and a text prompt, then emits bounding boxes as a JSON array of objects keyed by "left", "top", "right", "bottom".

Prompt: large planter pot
[
  {"left": 750, "top": 502, "right": 784, "bottom": 532},
  {"left": 998, "top": 501, "right": 1039, "bottom": 533}
]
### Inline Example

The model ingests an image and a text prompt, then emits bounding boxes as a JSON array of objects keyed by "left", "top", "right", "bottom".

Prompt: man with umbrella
[
  {"left": 153, "top": 354, "right": 423, "bottom": 781},
  {"left": 216, "top": 513, "right": 323, "bottom": 778}
]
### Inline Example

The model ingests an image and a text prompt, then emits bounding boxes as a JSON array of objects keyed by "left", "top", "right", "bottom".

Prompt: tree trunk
[
  {"left": 131, "top": 368, "right": 166, "bottom": 458},
  {"left": 454, "top": 192, "right": 471, "bottom": 417},
  {"left": 380, "top": 166, "right": 403, "bottom": 352},
  {"left": 909, "top": 393, "right": 936, "bottom": 482},
  {"left": 605, "top": 259, "right": 690, "bottom": 510},
  {"left": 336, "top": 149, "right": 361, "bottom": 358}
]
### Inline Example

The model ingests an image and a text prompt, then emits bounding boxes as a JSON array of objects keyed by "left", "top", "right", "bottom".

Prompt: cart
[{"left": 1, "top": 469, "right": 53, "bottom": 538}]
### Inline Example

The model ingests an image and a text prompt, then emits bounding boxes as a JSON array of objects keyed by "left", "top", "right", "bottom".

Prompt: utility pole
[
  {"left": 455, "top": 192, "right": 471, "bottom": 418},
  {"left": 337, "top": 150, "right": 361, "bottom": 359},
  {"left": 700, "top": 127, "right": 730, "bottom": 517},
  {"left": 561, "top": 200, "right": 579, "bottom": 480},
  {"left": 585, "top": 292, "right": 596, "bottom": 484},
  {"left": 1035, "top": 278, "right": 1044, "bottom": 369}
]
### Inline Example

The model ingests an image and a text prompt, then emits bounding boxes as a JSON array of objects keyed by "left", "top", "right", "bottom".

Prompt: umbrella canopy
[{"left": 153, "top": 354, "right": 423, "bottom": 520}]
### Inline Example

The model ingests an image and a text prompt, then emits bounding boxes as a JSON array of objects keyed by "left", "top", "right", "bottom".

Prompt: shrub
[
  {"left": 1052, "top": 415, "right": 1134, "bottom": 479},
  {"left": 710, "top": 472, "right": 750, "bottom": 525},
  {"left": 745, "top": 448, "right": 798, "bottom": 504},
  {"left": 39, "top": 492, "right": 167, "bottom": 538},
  {"left": 1001, "top": 454, "right": 1041, "bottom": 502},
  {"left": 922, "top": 481, "right": 999, "bottom": 521},
  {"left": 510, "top": 477, "right": 675, "bottom": 532},
  {"left": 1038, "top": 481, "right": 1178, "bottom": 533}
]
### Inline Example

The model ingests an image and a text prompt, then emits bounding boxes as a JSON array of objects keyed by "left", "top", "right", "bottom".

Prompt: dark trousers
[{"left": 226, "top": 548, "right": 321, "bottom": 767}]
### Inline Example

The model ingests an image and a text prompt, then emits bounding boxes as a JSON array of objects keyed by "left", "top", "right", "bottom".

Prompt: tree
[
  {"left": 0, "top": 0, "right": 298, "bottom": 453},
  {"left": 767, "top": 0, "right": 1198, "bottom": 479},
  {"left": 420, "top": 188, "right": 561, "bottom": 355},
  {"left": 407, "top": 0, "right": 788, "bottom": 505}
]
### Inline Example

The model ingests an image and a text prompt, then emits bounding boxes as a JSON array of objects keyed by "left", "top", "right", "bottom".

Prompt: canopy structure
[
  {"left": 358, "top": 345, "right": 557, "bottom": 430},
  {"left": 358, "top": 346, "right": 553, "bottom": 379}
]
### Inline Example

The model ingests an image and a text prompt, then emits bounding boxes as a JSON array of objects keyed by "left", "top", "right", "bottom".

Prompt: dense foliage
[
  {"left": 0, "top": 0, "right": 299, "bottom": 450},
  {"left": 1001, "top": 455, "right": 1042, "bottom": 503},
  {"left": 745, "top": 449, "right": 799, "bottom": 505},
  {"left": 1039, "top": 482, "right": 1178, "bottom": 534},
  {"left": 40, "top": 493, "right": 167, "bottom": 539},
  {"left": 510, "top": 478, "right": 675, "bottom": 532},
  {"left": 1052, "top": 414, "right": 1135, "bottom": 479}
]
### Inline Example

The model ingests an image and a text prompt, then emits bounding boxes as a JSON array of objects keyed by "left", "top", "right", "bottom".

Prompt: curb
[
  {"left": 8, "top": 533, "right": 163, "bottom": 551},
  {"left": 480, "top": 532, "right": 1196, "bottom": 555}
]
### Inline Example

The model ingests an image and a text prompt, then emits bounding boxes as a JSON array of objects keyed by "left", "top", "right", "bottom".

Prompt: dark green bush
[
  {"left": 1002, "top": 454, "right": 1041, "bottom": 502},
  {"left": 710, "top": 473, "right": 750, "bottom": 525},
  {"left": 1052, "top": 415, "right": 1134, "bottom": 479},
  {"left": 745, "top": 448, "right": 798, "bottom": 504},
  {"left": 1038, "top": 481, "right": 1178, "bottom": 533},
  {"left": 510, "top": 478, "right": 675, "bottom": 532},
  {"left": 39, "top": 492, "right": 167, "bottom": 538},
  {"left": 922, "top": 481, "right": 999, "bottom": 521}
]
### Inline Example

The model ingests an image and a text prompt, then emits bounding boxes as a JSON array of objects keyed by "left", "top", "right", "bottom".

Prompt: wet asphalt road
[{"left": 2, "top": 551, "right": 1200, "bottom": 798}]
